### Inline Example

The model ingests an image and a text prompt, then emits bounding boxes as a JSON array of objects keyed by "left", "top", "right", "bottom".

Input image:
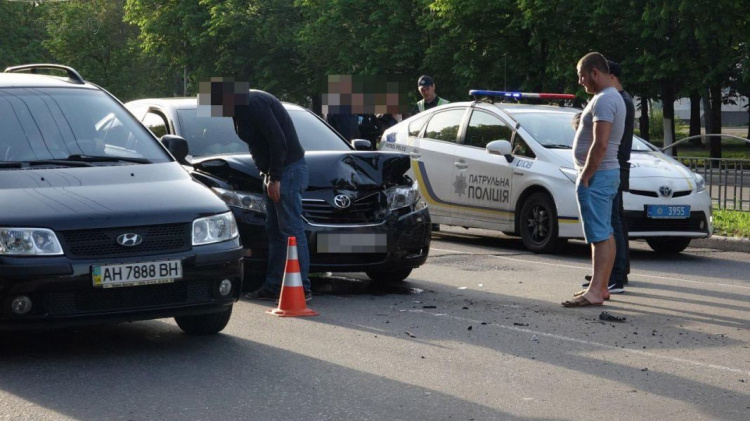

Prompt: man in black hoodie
[{"left": 232, "top": 90, "right": 310, "bottom": 301}]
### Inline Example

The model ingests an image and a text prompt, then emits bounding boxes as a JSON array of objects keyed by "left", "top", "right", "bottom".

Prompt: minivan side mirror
[
  {"left": 352, "top": 139, "right": 372, "bottom": 151},
  {"left": 486, "top": 140, "right": 514, "bottom": 163},
  {"left": 161, "top": 135, "right": 190, "bottom": 165}
]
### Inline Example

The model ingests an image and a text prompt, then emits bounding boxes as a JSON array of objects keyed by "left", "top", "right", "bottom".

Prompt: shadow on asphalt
[{"left": 0, "top": 321, "right": 546, "bottom": 421}]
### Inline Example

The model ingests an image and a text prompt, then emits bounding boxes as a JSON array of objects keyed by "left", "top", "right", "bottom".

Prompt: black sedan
[{"left": 125, "top": 98, "right": 431, "bottom": 288}]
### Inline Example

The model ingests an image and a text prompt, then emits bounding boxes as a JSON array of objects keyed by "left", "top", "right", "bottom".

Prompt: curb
[{"left": 691, "top": 235, "right": 750, "bottom": 253}]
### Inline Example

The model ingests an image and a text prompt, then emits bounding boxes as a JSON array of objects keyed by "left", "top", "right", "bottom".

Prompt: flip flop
[
  {"left": 561, "top": 296, "right": 604, "bottom": 307},
  {"left": 573, "top": 290, "right": 610, "bottom": 300}
]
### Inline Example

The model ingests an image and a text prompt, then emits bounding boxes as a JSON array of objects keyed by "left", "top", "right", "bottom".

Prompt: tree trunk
[
  {"left": 701, "top": 93, "right": 713, "bottom": 147},
  {"left": 662, "top": 83, "right": 676, "bottom": 156},
  {"left": 708, "top": 85, "right": 722, "bottom": 159},
  {"left": 639, "top": 97, "right": 649, "bottom": 141},
  {"left": 689, "top": 91, "right": 702, "bottom": 146}
]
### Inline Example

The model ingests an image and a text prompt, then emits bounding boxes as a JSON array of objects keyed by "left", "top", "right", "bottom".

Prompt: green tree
[
  {"left": 0, "top": 1, "right": 52, "bottom": 68},
  {"left": 44, "top": 0, "right": 167, "bottom": 101},
  {"left": 125, "top": 0, "right": 216, "bottom": 95}
]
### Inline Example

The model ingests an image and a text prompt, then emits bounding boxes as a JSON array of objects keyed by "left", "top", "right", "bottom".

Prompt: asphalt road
[{"left": 1, "top": 227, "right": 749, "bottom": 420}]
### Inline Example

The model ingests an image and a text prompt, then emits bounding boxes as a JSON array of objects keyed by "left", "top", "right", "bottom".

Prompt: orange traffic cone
[{"left": 266, "top": 236, "right": 318, "bottom": 317}]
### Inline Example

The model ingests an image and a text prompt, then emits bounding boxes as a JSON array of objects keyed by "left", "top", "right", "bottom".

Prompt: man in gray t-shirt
[
  {"left": 563, "top": 52, "right": 625, "bottom": 308},
  {"left": 573, "top": 87, "right": 625, "bottom": 171}
]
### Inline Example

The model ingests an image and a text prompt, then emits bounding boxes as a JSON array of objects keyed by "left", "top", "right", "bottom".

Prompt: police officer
[{"left": 412, "top": 75, "right": 449, "bottom": 114}]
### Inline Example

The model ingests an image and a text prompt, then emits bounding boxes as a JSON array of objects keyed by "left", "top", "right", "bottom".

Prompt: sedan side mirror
[
  {"left": 486, "top": 140, "right": 514, "bottom": 164},
  {"left": 161, "top": 135, "right": 190, "bottom": 165},
  {"left": 352, "top": 139, "right": 373, "bottom": 151}
]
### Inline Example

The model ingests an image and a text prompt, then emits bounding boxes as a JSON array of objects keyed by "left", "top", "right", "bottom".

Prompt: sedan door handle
[{"left": 454, "top": 162, "right": 468, "bottom": 169}]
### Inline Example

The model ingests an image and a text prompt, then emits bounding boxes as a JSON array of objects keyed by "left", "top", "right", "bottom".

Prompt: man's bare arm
[{"left": 580, "top": 120, "right": 612, "bottom": 186}]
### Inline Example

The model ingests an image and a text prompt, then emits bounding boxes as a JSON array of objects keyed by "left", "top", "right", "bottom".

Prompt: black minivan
[{"left": 0, "top": 65, "right": 243, "bottom": 334}]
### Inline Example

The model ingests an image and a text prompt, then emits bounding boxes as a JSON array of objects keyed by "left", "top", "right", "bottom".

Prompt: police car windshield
[
  {"left": 176, "top": 108, "right": 350, "bottom": 157},
  {"left": 513, "top": 111, "right": 653, "bottom": 152},
  {"left": 0, "top": 88, "right": 169, "bottom": 164}
]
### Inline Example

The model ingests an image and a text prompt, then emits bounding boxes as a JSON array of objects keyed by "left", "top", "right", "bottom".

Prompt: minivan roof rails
[{"left": 4, "top": 64, "right": 85, "bottom": 85}]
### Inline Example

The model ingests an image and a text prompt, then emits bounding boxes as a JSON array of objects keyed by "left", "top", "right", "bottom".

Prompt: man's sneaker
[
  {"left": 245, "top": 288, "right": 278, "bottom": 301},
  {"left": 608, "top": 282, "right": 625, "bottom": 294},
  {"left": 582, "top": 274, "right": 592, "bottom": 287},
  {"left": 305, "top": 290, "right": 312, "bottom": 302}
]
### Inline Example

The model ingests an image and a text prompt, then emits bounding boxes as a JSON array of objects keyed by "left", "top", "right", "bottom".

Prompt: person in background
[{"left": 411, "top": 75, "right": 449, "bottom": 115}]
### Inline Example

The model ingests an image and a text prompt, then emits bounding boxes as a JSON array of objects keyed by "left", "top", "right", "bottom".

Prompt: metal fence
[
  {"left": 678, "top": 157, "right": 750, "bottom": 211},
  {"left": 664, "top": 134, "right": 750, "bottom": 212}
]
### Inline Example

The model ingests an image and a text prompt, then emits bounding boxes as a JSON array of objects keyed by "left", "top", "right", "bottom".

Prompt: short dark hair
[
  {"left": 578, "top": 52, "right": 609, "bottom": 74},
  {"left": 607, "top": 60, "right": 622, "bottom": 79}
]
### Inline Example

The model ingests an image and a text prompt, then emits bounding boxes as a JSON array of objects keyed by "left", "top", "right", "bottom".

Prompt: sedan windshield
[
  {"left": 513, "top": 111, "right": 653, "bottom": 152},
  {"left": 176, "top": 107, "right": 351, "bottom": 157},
  {"left": 0, "top": 88, "right": 169, "bottom": 163}
]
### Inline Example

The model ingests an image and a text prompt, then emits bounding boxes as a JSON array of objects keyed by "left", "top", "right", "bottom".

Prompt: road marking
[
  {"left": 430, "top": 246, "right": 750, "bottom": 291},
  {"left": 403, "top": 308, "right": 750, "bottom": 376}
]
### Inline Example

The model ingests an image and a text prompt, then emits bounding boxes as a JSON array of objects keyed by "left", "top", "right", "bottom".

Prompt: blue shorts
[{"left": 576, "top": 169, "right": 620, "bottom": 244}]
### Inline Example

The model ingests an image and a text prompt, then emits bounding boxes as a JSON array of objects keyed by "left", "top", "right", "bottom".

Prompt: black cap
[
  {"left": 607, "top": 60, "right": 622, "bottom": 79},
  {"left": 418, "top": 75, "right": 434, "bottom": 87}
]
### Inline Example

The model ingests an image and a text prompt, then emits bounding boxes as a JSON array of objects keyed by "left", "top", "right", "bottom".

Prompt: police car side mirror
[
  {"left": 161, "top": 135, "right": 191, "bottom": 165},
  {"left": 352, "top": 139, "right": 372, "bottom": 151},
  {"left": 486, "top": 140, "right": 514, "bottom": 164}
]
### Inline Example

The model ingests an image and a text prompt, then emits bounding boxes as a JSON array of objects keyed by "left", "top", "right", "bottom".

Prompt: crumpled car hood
[{"left": 193, "top": 151, "right": 411, "bottom": 192}]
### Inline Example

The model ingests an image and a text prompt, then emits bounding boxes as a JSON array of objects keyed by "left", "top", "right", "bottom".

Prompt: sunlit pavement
[{"left": 1, "top": 227, "right": 748, "bottom": 420}]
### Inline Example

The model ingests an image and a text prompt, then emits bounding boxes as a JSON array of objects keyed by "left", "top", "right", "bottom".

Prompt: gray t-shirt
[{"left": 573, "top": 86, "right": 625, "bottom": 171}]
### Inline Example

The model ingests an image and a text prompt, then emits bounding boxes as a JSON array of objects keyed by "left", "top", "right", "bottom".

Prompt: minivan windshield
[
  {"left": 0, "top": 88, "right": 169, "bottom": 164},
  {"left": 176, "top": 107, "right": 351, "bottom": 157},
  {"left": 513, "top": 111, "right": 653, "bottom": 151}
]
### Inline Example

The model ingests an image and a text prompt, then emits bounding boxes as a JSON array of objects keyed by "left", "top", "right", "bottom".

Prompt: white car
[{"left": 380, "top": 91, "right": 712, "bottom": 254}]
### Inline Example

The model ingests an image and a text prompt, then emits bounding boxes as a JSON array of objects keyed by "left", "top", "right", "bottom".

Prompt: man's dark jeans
[
  {"left": 263, "top": 158, "right": 310, "bottom": 293},
  {"left": 610, "top": 188, "right": 630, "bottom": 285}
]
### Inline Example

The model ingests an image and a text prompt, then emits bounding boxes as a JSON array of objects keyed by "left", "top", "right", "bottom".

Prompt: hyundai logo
[
  {"left": 117, "top": 233, "right": 143, "bottom": 247},
  {"left": 659, "top": 185, "right": 673, "bottom": 198},
  {"left": 333, "top": 195, "right": 352, "bottom": 209}
]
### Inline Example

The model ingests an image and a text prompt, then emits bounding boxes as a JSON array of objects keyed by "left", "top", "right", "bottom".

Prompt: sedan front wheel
[{"left": 519, "top": 192, "right": 562, "bottom": 254}]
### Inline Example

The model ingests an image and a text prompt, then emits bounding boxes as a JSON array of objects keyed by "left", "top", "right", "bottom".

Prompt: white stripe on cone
[{"left": 283, "top": 243, "right": 303, "bottom": 288}]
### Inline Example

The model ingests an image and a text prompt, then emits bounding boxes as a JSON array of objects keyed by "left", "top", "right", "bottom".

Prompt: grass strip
[{"left": 713, "top": 209, "right": 750, "bottom": 238}]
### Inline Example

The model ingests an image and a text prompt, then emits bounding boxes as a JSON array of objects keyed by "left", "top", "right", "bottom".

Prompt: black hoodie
[{"left": 233, "top": 90, "right": 305, "bottom": 181}]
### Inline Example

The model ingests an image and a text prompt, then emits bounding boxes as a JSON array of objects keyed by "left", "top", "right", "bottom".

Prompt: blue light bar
[{"left": 469, "top": 90, "right": 575, "bottom": 100}]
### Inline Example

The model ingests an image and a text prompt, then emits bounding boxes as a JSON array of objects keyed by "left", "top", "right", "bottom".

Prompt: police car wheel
[
  {"left": 646, "top": 237, "right": 691, "bottom": 254},
  {"left": 519, "top": 192, "right": 560, "bottom": 254}
]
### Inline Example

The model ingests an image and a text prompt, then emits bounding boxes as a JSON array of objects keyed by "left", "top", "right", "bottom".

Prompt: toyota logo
[
  {"left": 659, "top": 185, "right": 673, "bottom": 197},
  {"left": 117, "top": 233, "right": 143, "bottom": 247},
  {"left": 333, "top": 195, "right": 352, "bottom": 209}
]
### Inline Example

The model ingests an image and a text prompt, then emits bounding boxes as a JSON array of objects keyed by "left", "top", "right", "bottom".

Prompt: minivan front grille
[
  {"left": 42, "top": 280, "right": 212, "bottom": 316},
  {"left": 303, "top": 193, "right": 385, "bottom": 224},
  {"left": 58, "top": 223, "right": 191, "bottom": 259}
]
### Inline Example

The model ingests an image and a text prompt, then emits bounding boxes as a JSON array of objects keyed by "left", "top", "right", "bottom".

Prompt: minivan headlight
[
  {"left": 193, "top": 212, "right": 239, "bottom": 245},
  {"left": 212, "top": 187, "right": 266, "bottom": 214},
  {"left": 0, "top": 228, "right": 63, "bottom": 255},
  {"left": 386, "top": 181, "right": 420, "bottom": 210},
  {"left": 693, "top": 173, "right": 706, "bottom": 192}
]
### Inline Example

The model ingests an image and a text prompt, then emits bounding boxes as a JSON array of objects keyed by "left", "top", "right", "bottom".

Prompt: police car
[{"left": 380, "top": 90, "right": 712, "bottom": 254}]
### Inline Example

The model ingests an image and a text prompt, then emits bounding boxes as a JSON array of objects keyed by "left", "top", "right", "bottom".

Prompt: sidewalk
[{"left": 692, "top": 235, "right": 750, "bottom": 253}]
